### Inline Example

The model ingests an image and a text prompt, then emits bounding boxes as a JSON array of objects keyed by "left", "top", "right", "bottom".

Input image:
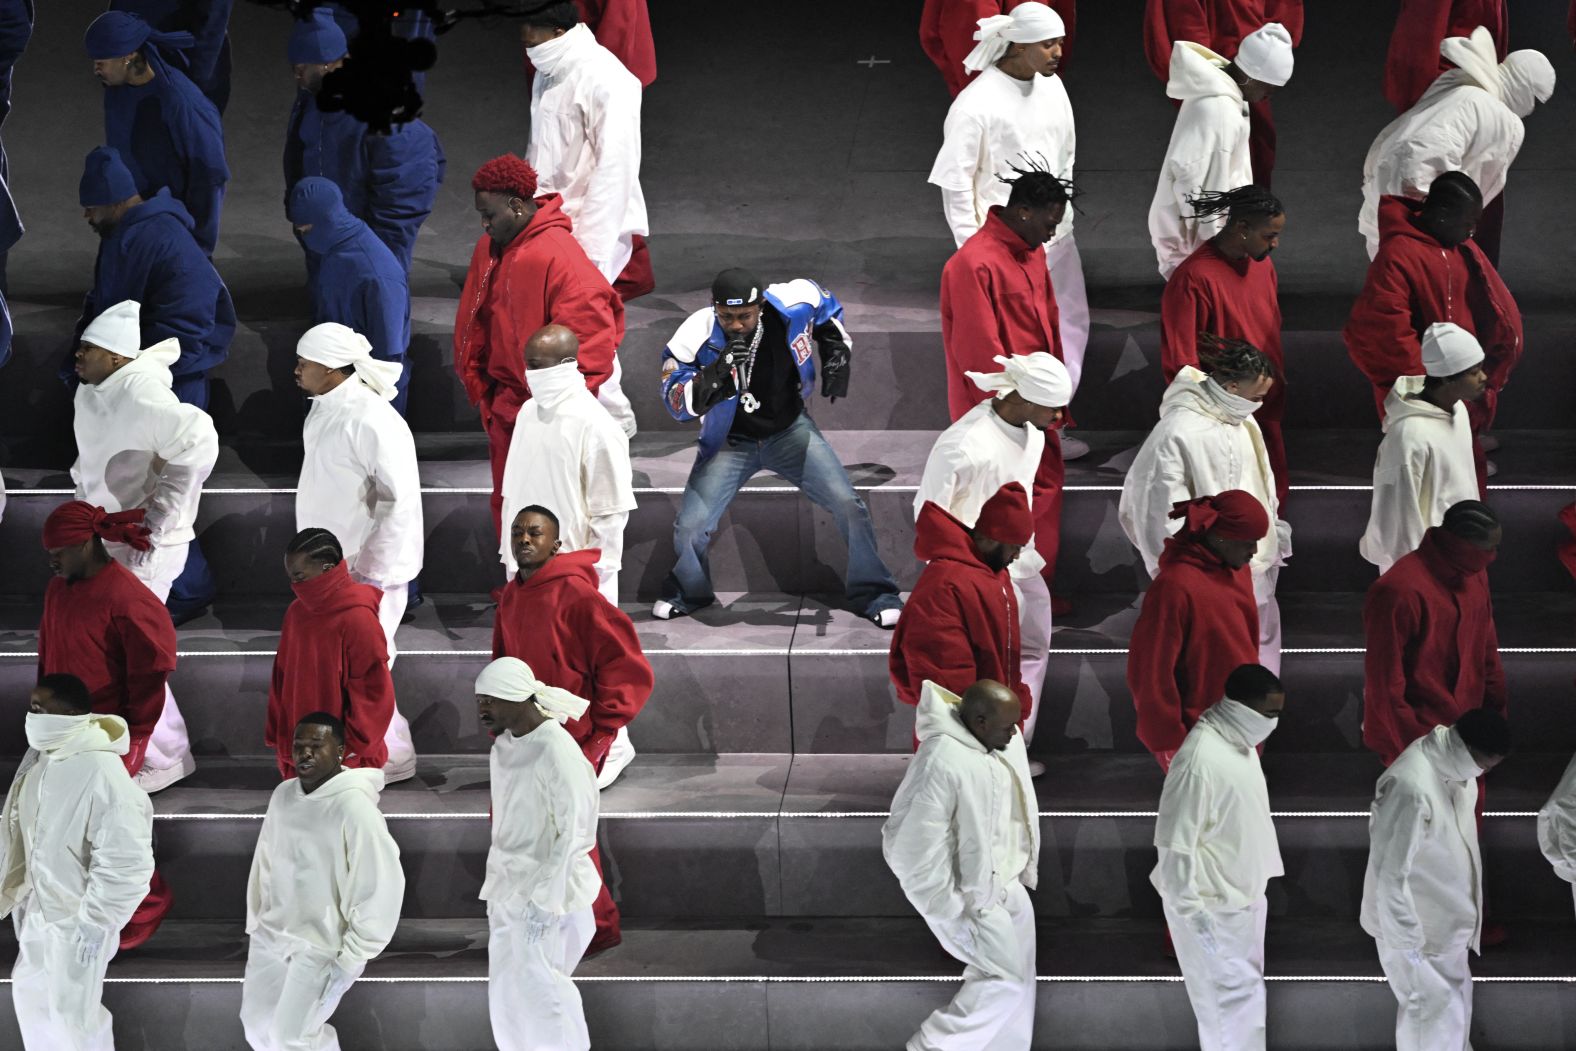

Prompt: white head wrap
[
  {"left": 1234, "top": 23, "right": 1295, "bottom": 87},
  {"left": 1420, "top": 322, "right": 1485, "bottom": 377},
  {"left": 297, "top": 322, "right": 405, "bottom": 402},
  {"left": 475, "top": 657, "right": 591, "bottom": 724},
  {"left": 1440, "top": 27, "right": 1555, "bottom": 118},
  {"left": 81, "top": 299, "right": 146, "bottom": 359},
  {"left": 962, "top": 2, "right": 1066, "bottom": 73},
  {"left": 965, "top": 352, "right": 1072, "bottom": 408}
]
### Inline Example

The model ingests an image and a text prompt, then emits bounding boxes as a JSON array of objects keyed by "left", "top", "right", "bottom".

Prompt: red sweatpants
[
  {"left": 589, "top": 842, "right": 621, "bottom": 949},
  {"left": 1249, "top": 98, "right": 1276, "bottom": 188}
]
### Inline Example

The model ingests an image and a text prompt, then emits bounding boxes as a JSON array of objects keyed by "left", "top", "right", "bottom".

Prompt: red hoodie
[
  {"left": 889, "top": 502, "right": 1030, "bottom": 720},
  {"left": 452, "top": 193, "right": 625, "bottom": 425},
  {"left": 492, "top": 549, "right": 653, "bottom": 771},
  {"left": 266, "top": 561, "right": 394, "bottom": 778},
  {"left": 1382, "top": 0, "right": 1507, "bottom": 113},
  {"left": 1126, "top": 536, "right": 1259, "bottom": 760},
  {"left": 1344, "top": 196, "right": 1522, "bottom": 428},
  {"left": 1362, "top": 527, "right": 1506, "bottom": 765},
  {"left": 1141, "top": 0, "right": 1304, "bottom": 83},
  {"left": 38, "top": 560, "right": 177, "bottom": 776}
]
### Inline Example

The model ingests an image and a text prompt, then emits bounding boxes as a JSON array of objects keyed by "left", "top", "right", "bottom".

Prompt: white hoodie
[
  {"left": 1359, "top": 376, "right": 1478, "bottom": 573},
  {"left": 246, "top": 768, "right": 404, "bottom": 970},
  {"left": 1361, "top": 725, "right": 1484, "bottom": 954},
  {"left": 1119, "top": 366, "right": 1287, "bottom": 601},
  {"left": 482, "top": 719, "right": 601, "bottom": 917},
  {"left": 1151, "top": 699, "right": 1284, "bottom": 915},
  {"left": 882, "top": 681, "right": 1039, "bottom": 926},
  {"left": 526, "top": 22, "right": 650, "bottom": 284},
  {"left": 1148, "top": 42, "right": 1253, "bottom": 279},
  {"left": 0, "top": 713, "right": 154, "bottom": 930},
  {"left": 297, "top": 376, "right": 425, "bottom": 588},
  {"left": 71, "top": 337, "right": 219, "bottom": 546},
  {"left": 1537, "top": 752, "right": 1576, "bottom": 896}
]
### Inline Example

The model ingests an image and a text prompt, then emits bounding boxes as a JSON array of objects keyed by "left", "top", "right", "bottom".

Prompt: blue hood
[
  {"left": 287, "top": 176, "right": 361, "bottom": 255},
  {"left": 120, "top": 187, "right": 196, "bottom": 234}
]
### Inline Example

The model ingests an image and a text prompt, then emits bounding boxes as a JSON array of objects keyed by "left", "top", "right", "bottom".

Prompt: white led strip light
[
  {"left": 6, "top": 973, "right": 1570, "bottom": 986},
  {"left": 148, "top": 809, "right": 1541, "bottom": 822}
]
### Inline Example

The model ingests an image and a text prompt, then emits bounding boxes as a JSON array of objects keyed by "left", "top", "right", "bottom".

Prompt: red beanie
[
  {"left": 471, "top": 154, "right": 538, "bottom": 200},
  {"left": 1168, "top": 491, "right": 1270, "bottom": 542},
  {"left": 42, "top": 501, "right": 152, "bottom": 551},
  {"left": 974, "top": 482, "right": 1033, "bottom": 546}
]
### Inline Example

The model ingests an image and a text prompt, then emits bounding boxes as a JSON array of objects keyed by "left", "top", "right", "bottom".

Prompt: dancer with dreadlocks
[
  {"left": 1160, "top": 184, "right": 1288, "bottom": 503},
  {"left": 928, "top": 2, "right": 1090, "bottom": 450},
  {"left": 1121, "top": 334, "right": 1288, "bottom": 672},
  {"left": 941, "top": 166, "right": 1077, "bottom": 600}
]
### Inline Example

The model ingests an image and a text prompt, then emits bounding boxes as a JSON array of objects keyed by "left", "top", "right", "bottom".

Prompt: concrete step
[{"left": 0, "top": 916, "right": 1570, "bottom": 1050}]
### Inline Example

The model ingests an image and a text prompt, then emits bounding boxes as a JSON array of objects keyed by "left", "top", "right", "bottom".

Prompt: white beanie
[
  {"left": 297, "top": 322, "right": 406, "bottom": 402},
  {"left": 80, "top": 300, "right": 146, "bottom": 359},
  {"left": 962, "top": 2, "right": 1066, "bottom": 73},
  {"left": 965, "top": 352, "right": 1073, "bottom": 408},
  {"left": 1420, "top": 322, "right": 1485, "bottom": 377},
  {"left": 1234, "top": 23, "right": 1295, "bottom": 87}
]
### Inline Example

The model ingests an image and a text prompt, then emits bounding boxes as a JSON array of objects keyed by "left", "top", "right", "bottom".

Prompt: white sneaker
[
  {"left": 1027, "top": 760, "right": 1046, "bottom": 778},
  {"left": 1486, "top": 459, "right": 1498, "bottom": 477},
  {"left": 651, "top": 599, "right": 683, "bottom": 621},
  {"left": 597, "top": 726, "right": 637, "bottom": 790},
  {"left": 1059, "top": 434, "right": 1090, "bottom": 460},
  {"left": 381, "top": 756, "right": 418, "bottom": 785},
  {"left": 871, "top": 608, "right": 901, "bottom": 630},
  {"left": 134, "top": 752, "right": 196, "bottom": 794}
]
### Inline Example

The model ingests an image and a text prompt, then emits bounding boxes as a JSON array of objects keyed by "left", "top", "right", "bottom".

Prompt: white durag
[
  {"left": 965, "top": 352, "right": 1073, "bottom": 408},
  {"left": 475, "top": 657, "right": 591, "bottom": 723},
  {"left": 962, "top": 2, "right": 1066, "bottom": 72},
  {"left": 297, "top": 322, "right": 406, "bottom": 402}
]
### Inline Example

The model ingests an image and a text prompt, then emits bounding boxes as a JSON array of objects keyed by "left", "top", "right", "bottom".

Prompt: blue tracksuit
[
  {"left": 110, "top": 0, "right": 233, "bottom": 114},
  {"left": 0, "top": 0, "right": 31, "bottom": 288}
]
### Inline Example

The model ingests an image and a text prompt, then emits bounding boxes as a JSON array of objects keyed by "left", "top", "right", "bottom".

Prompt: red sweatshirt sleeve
[
  {"left": 1126, "top": 582, "right": 1190, "bottom": 757},
  {"left": 544, "top": 255, "right": 623, "bottom": 397},
  {"left": 453, "top": 241, "right": 491, "bottom": 406},
  {"left": 1159, "top": 269, "right": 1207, "bottom": 381},
  {"left": 1142, "top": 0, "right": 1210, "bottom": 82},
  {"left": 1362, "top": 582, "right": 1433, "bottom": 764},
  {"left": 940, "top": 259, "right": 1009, "bottom": 419},
  {"left": 889, "top": 581, "right": 987, "bottom": 708},
  {"left": 1344, "top": 252, "right": 1423, "bottom": 390},
  {"left": 578, "top": 596, "right": 653, "bottom": 741},
  {"left": 342, "top": 617, "right": 395, "bottom": 769},
  {"left": 113, "top": 608, "right": 178, "bottom": 775},
  {"left": 1266, "top": 0, "right": 1304, "bottom": 45}
]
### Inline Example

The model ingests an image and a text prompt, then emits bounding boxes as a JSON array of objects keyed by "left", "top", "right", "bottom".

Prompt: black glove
[
  {"left": 690, "top": 342, "right": 741, "bottom": 413},
  {"left": 820, "top": 341, "right": 851, "bottom": 401}
]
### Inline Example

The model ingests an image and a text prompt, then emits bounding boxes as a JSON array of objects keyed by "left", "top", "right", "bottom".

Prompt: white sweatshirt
[
  {"left": 1359, "top": 377, "right": 1478, "bottom": 574},
  {"left": 928, "top": 64, "right": 1077, "bottom": 249},
  {"left": 245, "top": 768, "right": 405, "bottom": 970},
  {"left": 482, "top": 719, "right": 601, "bottom": 916},
  {"left": 1119, "top": 366, "right": 1288, "bottom": 602},
  {"left": 1361, "top": 725, "right": 1484, "bottom": 954},
  {"left": 297, "top": 377, "right": 425, "bottom": 589},
  {"left": 1537, "top": 752, "right": 1576, "bottom": 889},
  {"left": 1148, "top": 42, "right": 1253, "bottom": 279},
  {"left": 1150, "top": 700, "right": 1283, "bottom": 915},
  {"left": 883, "top": 681, "right": 1039, "bottom": 926},
  {"left": 499, "top": 367, "right": 637, "bottom": 591},
  {"left": 527, "top": 22, "right": 649, "bottom": 283},
  {"left": 71, "top": 337, "right": 219, "bottom": 546},
  {"left": 914, "top": 397, "right": 1046, "bottom": 579},
  {"left": 0, "top": 714, "right": 154, "bottom": 931}
]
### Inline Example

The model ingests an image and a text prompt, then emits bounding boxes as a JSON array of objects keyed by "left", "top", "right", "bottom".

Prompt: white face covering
[
  {"left": 25, "top": 712, "right": 91, "bottom": 753},
  {"left": 525, "top": 359, "right": 586, "bottom": 408},
  {"left": 1203, "top": 377, "right": 1263, "bottom": 424},
  {"left": 1209, "top": 698, "right": 1279, "bottom": 748},
  {"left": 525, "top": 22, "right": 588, "bottom": 77}
]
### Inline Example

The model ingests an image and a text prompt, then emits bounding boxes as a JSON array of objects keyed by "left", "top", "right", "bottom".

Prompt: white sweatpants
[
  {"left": 105, "top": 539, "right": 193, "bottom": 777},
  {"left": 1045, "top": 234, "right": 1089, "bottom": 394},
  {"left": 1376, "top": 941, "right": 1475, "bottom": 1051},
  {"left": 1252, "top": 566, "right": 1282, "bottom": 676},
  {"left": 11, "top": 901, "right": 117, "bottom": 1051},
  {"left": 488, "top": 900, "right": 595, "bottom": 1051},
  {"left": 910, "top": 880, "right": 1037, "bottom": 1051},
  {"left": 240, "top": 935, "right": 363, "bottom": 1051},
  {"left": 351, "top": 575, "right": 417, "bottom": 783},
  {"left": 1011, "top": 573, "right": 1053, "bottom": 746},
  {"left": 596, "top": 356, "right": 637, "bottom": 438},
  {"left": 1163, "top": 896, "right": 1269, "bottom": 1051}
]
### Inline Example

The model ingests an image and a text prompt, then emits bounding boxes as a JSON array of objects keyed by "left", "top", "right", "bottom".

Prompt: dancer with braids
[
  {"left": 1121, "top": 334, "right": 1289, "bottom": 672},
  {"left": 1160, "top": 184, "right": 1288, "bottom": 501}
]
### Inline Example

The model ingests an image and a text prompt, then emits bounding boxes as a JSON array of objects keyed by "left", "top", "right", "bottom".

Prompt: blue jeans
[{"left": 662, "top": 413, "right": 902, "bottom": 618}]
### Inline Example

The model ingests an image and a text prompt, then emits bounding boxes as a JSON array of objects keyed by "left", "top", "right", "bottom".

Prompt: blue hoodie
[{"left": 288, "top": 177, "right": 412, "bottom": 412}]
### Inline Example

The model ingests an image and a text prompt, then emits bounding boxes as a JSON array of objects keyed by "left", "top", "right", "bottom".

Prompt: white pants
[
  {"left": 240, "top": 935, "right": 363, "bottom": 1051},
  {"left": 488, "top": 900, "right": 595, "bottom": 1051},
  {"left": 1011, "top": 573, "right": 1053, "bottom": 746},
  {"left": 910, "top": 881, "right": 1037, "bottom": 1051},
  {"left": 11, "top": 902, "right": 117, "bottom": 1051},
  {"left": 1252, "top": 567, "right": 1282, "bottom": 676},
  {"left": 1376, "top": 941, "right": 1475, "bottom": 1051},
  {"left": 351, "top": 575, "right": 417, "bottom": 783},
  {"left": 105, "top": 540, "right": 193, "bottom": 777},
  {"left": 1163, "top": 896, "right": 1269, "bottom": 1051},
  {"left": 1045, "top": 235, "right": 1089, "bottom": 394},
  {"left": 597, "top": 356, "right": 637, "bottom": 438}
]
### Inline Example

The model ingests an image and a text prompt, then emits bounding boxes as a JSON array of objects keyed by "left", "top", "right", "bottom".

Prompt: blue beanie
[
  {"left": 288, "top": 7, "right": 348, "bottom": 65},
  {"left": 80, "top": 146, "right": 139, "bottom": 207},
  {"left": 84, "top": 11, "right": 193, "bottom": 60}
]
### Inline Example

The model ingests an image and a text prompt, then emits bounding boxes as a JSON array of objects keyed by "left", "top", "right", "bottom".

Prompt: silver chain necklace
[{"left": 734, "top": 320, "right": 766, "bottom": 414}]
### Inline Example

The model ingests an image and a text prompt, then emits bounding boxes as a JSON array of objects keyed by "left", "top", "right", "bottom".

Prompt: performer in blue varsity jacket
[
  {"left": 84, "top": 11, "right": 228, "bottom": 257},
  {"left": 655, "top": 268, "right": 903, "bottom": 628},
  {"left": 110, "top": 0, "right": 234, "bottom": 115}
]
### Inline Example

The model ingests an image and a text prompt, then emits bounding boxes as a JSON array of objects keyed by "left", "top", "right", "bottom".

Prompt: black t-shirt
[{"left": 728, "top": 308, "right": 804, "bottom": 441}]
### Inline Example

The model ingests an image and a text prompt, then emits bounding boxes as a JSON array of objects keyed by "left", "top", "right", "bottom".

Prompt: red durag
[
  {"left": 42, "top": 501, "right": 152, "bottom": 551},
  {"left": 1168, "top": 491, "right": 1270, "bottom": 542}
]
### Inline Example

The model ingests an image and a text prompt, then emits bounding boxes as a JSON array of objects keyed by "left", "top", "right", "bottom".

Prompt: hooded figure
[
  {"left": 0, "top": 705, "right": 154, "bottom": 1051},
  {"left": 84, "top": 11, "right": 228, "bottom": 256},
  {"left": 1126, "top": 492, "right": 1266, "bottom": 769},
  {"left": 1538, "top": 750, "right": 1576, "bottom": 917},
  {"left": 883, "top": 680, "right": 1040, "bottom": 1050},
  {"left": 1120, "top": 364, "right": 1289, "bottom": 672},
  {"left": 287, "top": 177, "right": 413, "bottom": 414},
  {"left": 914, "top": 355, "right": 1069, "bottom": 744},
  {"left": 1359, "top": 324, "right": 1484, "bottom": 574},
  {"left": 1359, "top": 27, "right": 1555, "bottom": 258},
  {"left": 283, "top": 8, "right": 445, "bottom": 276},
  {"left": 241, "top": 737, "right": 402, "bottom": 1051},
  {"left": 110, "top": 0, "right": 234, "bottom": 114},
  {"left": 76, "top": 146, "right": 236, "bottom": 410}
]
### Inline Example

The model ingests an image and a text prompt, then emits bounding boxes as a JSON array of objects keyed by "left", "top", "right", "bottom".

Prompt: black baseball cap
[{"left": 711, "top": 268, "right": 762, "bottom": 307}]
